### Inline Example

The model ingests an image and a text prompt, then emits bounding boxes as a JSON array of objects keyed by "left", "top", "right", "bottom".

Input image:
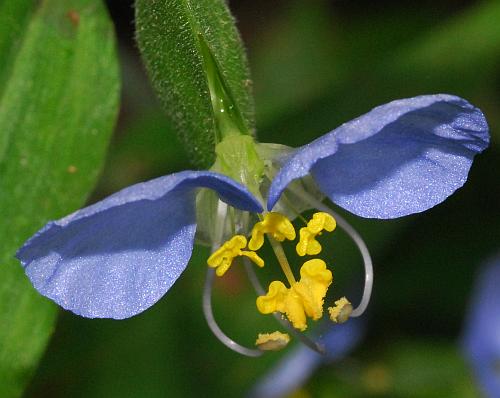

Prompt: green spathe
[
  {"left": 198, "top": 34, "right": 251, "bottom": 141},
  {"left": 135, "top": 0, "right": 255, "bottom": 168}
]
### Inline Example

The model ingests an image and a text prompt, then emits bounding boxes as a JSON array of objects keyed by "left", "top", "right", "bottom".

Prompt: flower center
[{"left": 207, "top": 211, "right": 353, "bottom": 350}]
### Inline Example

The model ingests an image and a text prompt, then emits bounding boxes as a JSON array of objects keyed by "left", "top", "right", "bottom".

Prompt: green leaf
[
  {"left": 0, "top": 0, "right": 119, "bottom": 396},
  {"left": 392, "top": 0, "right": 500, "bottom": 85},
  {"left": 135, "top": 0, "right": 255, "bottom": 169},
  {"left": 361, "top": 340, "right": 478, "bottom": 398}
]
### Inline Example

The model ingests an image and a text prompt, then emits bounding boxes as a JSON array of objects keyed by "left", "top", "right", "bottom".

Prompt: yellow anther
[
  {"left": 328, "top": 297, "right": 353, "bottom": 323},
  {"left": 296, "top": 212, "right": 336, "bottom": 256},
  {"left": 248, "top": 212, "right": 296, "bottom": 251},
  {"left": 296, "top": 259, "right": 333, "bottom": 320},
  {"left": 256, "top": 281, "right": 288, "bottom": 314},
  {"left": 256, "top": 259, "right": 333, "bottom": 331},
  {"left": 307, "top": 212, "right": 336, "bottom": 234},
  {"left": 255, "top": 331, "right": 290, "bottom": 351},
  {"left": 207, "top": 235, "right": 264, "bottom": 277}
]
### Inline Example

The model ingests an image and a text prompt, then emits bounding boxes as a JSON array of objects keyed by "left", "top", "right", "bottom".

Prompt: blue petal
[
  {"left": 17, "top": 171, "right": 262, "bottom": 319},
  {"left": 463, "top": 255, "right": 500, "bottom": 398},
  {"left": 268, "top": 94, "right": 489, "bottom": 218}
]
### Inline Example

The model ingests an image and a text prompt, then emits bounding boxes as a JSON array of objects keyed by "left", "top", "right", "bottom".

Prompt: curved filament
[
  {"left": 202, "top": 268, "right": 263, "bottom": 357},
  {"left": 202, "top": 200, "right": 263, "bottom": 357},
  {"left": 287, "top": 188, "right": 373, "bottom": 318}
]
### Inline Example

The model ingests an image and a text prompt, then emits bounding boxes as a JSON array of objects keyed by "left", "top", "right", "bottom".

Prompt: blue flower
[
  {"left": 463, "top": 254, "right": 500, "bottom": 398},
  {"left": 17, "top": 94, "right": 489, "bottom": 352}
]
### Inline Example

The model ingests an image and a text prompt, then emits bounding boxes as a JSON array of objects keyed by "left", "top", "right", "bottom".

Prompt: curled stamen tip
[
  {"left": 295, "top": 212, "right": 337, "bottom": 256},
  {"left": 309, "top": 212, "right": 336, "bottom": 233},
  {"left": 255, "top": 331, "right": 290, "bottom": 351},
  {"left": 208, "top": 235, "right": 264, "bottom": 277},
  {"left": 248, "top": 212, "right": 296, "bottom": 250},
  {"left": 328, "top": 297, "right": 353, "bottom": 324}
]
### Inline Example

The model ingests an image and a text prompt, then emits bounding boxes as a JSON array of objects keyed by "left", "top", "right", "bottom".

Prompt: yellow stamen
[
  {"left": 248, "top": 212, "right": 296, "bottom": 251},
  {"left": 268, "top": 237, "right": 296, "bottom": 286},
  {"left": 328, "top": 297, "right": 353, "bottom": 323},
  {"left": 207, "top": 235, "right": 264, "bottom": 277},
  {"left": 296, "top": 212, "right": 336, "bottom": 256},
  {"left": 255, "top": 331, "right": 290, "bottom": 351},
  {"left": 256, "top": 259, "right": 333, "bottom": 331},
  {"left": 255, "top": 280, "right": 288, "bottom": 313}
]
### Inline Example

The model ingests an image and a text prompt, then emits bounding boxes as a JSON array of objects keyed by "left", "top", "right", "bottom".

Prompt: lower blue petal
[
  {"left": 268, "top": 94, "right": 489, "bottom": 218},
  {"left": 16, "top": 171, "right": 262, "bottom": 319}
]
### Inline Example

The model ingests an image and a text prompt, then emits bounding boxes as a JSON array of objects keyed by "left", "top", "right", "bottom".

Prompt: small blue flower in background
[
  {"left": 463, "top": 254, "right": 500, "bottom": 398},
  {"left": 248, "top": 318, "right": 365, "bottom": 398},
  {"left": 17, "top": 94, "right": 489, "bottom": 354}
]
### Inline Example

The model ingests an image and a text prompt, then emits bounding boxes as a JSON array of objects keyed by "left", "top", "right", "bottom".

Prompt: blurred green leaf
[
  {"left": 389, "top": 0, "right": 500, "bottom": 143},
  {"left": 382, "top": 341, "right": 478, "bottom": 398},
  {"left": 311, "top": 340, "right": 478, "bottom": 398},
  {"left": 257, "top": 0, "right": 500, "bottom": 145},
  {"left": 392, "top": 0, "right": 500, "bottom": 87},
  {"left": 96, "top": 111, "right": 190, "bottom": 196},
  {"left": 0, "top": 2, "right": 35, "bottom": 92},
  {"left": 251, "top": 0, "right": 341, "bottom": 126},
  {"left": 0, "top": 0, "right": 119, "bottom": 396},
  {"left": 135, "top": 0, "right": 255, "bottom": 168}
]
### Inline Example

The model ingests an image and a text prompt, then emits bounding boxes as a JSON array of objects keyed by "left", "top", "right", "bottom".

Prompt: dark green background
[{"left": 24, "top": 1, "right": 500, "bottom": 397}]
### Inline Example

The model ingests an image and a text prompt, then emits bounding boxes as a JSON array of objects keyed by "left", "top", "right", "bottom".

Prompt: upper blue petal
[
  {"left": 268, "top": 94, "right": 489, "bottom": 218},
  {"left": 16, "top": 170, "right": 262, "bottom": 319},
  {"left": 463, "top": 254, "right": 500, "bottom": 398}
]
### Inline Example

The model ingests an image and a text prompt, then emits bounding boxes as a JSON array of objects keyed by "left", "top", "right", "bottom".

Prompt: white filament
[{"left": 202, "top": 200, "right": 263, "bottom": 357}]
